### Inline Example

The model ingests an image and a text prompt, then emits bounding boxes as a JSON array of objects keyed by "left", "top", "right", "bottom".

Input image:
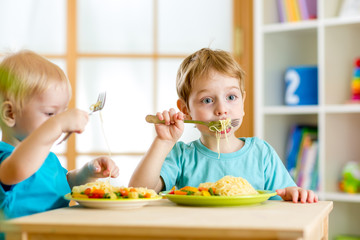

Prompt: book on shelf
[
  {"left": 277, "top": 0, "right": 317, "bottom": 23},
  {"left": 285, "top": 125, "right": 319, "bottom": 190},
  {"left": 277, "top": 0, "right": 287, "bottom": 22}
]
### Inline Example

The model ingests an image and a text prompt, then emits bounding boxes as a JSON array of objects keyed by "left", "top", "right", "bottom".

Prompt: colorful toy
[
  {"left": 350, "top": 57, "right": 360, "bottom": 102},
  {"left": 339, "top": 161, "right": 360, "bottom": 194}
]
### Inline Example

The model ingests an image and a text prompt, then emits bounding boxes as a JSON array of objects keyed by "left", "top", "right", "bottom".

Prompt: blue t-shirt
[
  {"left": 0, "top": 141, "right": 70, "bottom": 220},
  {"left": 160, "top": 137, "right": 296, "bottom": 200}
]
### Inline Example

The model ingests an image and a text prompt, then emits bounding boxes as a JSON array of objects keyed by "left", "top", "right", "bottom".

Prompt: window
[{"left": 0, "top": 0, "right": 233, "bottom": 186}]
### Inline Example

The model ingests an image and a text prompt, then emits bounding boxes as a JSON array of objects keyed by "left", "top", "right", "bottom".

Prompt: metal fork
[
  {"left": 57, "top": 92, "right": 106, "bottom": 144},
  {"left": 145, "top": 115, "right": 240, "bottom": 128}
]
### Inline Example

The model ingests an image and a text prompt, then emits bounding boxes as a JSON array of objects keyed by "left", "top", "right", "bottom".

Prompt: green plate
[{"left": 162, "top": 190, "right": 277, "bottom": 207}]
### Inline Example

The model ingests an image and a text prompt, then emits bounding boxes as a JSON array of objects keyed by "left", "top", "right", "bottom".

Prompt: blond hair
[
  {"left": 0, "top": 50, "right": 70, "bottom": 111},
  {"left": 176, "top": 48, "right": 245, "bottom": 108}
]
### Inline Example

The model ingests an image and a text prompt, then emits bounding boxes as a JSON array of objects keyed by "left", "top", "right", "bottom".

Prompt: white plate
[{"left": 64, "top": 193, "right": 162, "bottom": 209}]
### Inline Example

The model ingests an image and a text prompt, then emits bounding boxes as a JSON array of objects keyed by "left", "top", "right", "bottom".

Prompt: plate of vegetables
[
  {"left": 161, "top": 186, "right": 277, "bottom": 207},
  {"left": 64, "top": 181, "right": 162, "bottom": 209}
]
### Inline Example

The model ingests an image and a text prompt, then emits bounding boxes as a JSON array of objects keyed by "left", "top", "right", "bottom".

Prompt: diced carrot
[
  {"left": 92, "top": 188, "right": 105, "bottom": 195},
  {"left": 180, "top": 186, "right": 198, "bottom": 192},
  {"left": 174, "top": 190, "right": 188, "bottom": 195},
  {"left": 198, "top": 187, "right": 208, "bottom": 192},
  {"left": 129, "top": 188, "right": 137, "bottom": 192},
  {"left": 144, "top": 193, "right": 152, "bottom": 198},
  {"left": 84, "top": 188, "right": 91, "bottom": 196},
  {"left": 120, "top": 189, "right": 128, "bottom": 197}
]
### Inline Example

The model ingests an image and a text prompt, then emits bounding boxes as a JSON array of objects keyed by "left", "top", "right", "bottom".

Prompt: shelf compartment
[
  {"left": 323, "top": 0, "right": 342, "bottom": 19},
  {"left": 263, "top": 114, "right": 318, "bottom": 162},
  {"left": 328, "top": 201, "right": 360, "bottom": 238},
  {"left": 264, "top": 30, "right": 318, "bottom": 106},
  {"left": 324, "top": 113, "right": 360, "bottom": 193},
  {"left": 262, "top": 0, "right": 318, "bottom": 26},
  {"left": 324, "top": 23, "right": 360, "bottom": 105}
]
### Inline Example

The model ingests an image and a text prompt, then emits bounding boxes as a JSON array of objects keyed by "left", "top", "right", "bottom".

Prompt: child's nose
[{"left": 214, "top": 102, "right": 228, "bottom": 116}]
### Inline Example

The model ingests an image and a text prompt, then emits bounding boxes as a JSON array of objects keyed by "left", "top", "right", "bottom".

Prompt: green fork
[{"left": 145, "top": 115, "right": 240, "bottom": 129}]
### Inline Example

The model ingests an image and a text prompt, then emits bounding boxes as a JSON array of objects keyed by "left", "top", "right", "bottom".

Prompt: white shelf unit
[{"left": 254, "top": 0, "right": 360, "bottom": 238}]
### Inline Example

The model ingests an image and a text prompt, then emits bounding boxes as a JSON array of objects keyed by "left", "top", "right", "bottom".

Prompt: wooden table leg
[{"left": 322, "top": 216, "right": 329, "bottom": 240}]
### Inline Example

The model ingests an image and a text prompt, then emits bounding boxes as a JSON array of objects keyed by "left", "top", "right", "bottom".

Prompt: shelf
[
  {"left": 324, "top": 192, "right": 360, "bottom": 203},
  {"left": 324, "top": 104, "right": 360, "bottom": 113},
  {"left": 324, "top": 16, "right": 360, "bottom": 27},
  {"left": 255, "top": 0, "right": 360, "bottom": 237},
  {"left": 263, "top": 106, "right": 319, "bottom": 115},
  {"left": 262, "top": 105, "right": 360, "bottom": 114},
  {"left": 263, "top": 20, "right": 318, "bottom": 33}
]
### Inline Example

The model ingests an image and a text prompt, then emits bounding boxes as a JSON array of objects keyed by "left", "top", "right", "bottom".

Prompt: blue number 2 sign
[
  {"left": 285, "top": 69, "right": 300, "bottom": 105},
  {"left": 284, "top": 66, "right": 318, "bottom": 106}
]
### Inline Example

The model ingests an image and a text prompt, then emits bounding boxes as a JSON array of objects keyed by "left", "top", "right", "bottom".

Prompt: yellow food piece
[
  {"left": 180, "top": 186, "right": 199, "bottom": 192},
  {"left": 201, "top": 190, "right": 211, "bottom": 196},
  {"left": 128, "top": 192, "right": 139, "bottom": 199},
  {"left": 71, "top": 193, "right": 88, "bottom": 199}
]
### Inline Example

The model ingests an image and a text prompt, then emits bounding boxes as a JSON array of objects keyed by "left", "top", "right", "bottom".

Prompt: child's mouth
[{"left": 220, "top": 127, "right": 232, "bottom": 134}]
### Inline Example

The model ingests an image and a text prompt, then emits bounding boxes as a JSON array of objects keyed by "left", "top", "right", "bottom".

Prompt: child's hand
[
  {"left": 87, "top": 156, "right": 119, "bottom": 178},
  {"left": 276, "top": 187, "right": 318, "bottom": 203},
  {"left": 87, "top": 156, "right": 119, "bottom": 179},
  {"left": 67, "top": 156, "right": 119, "bottom": 188},
  {"left": 55, "top": 108, "right": 89, "bottom": 134},
  {"left": 154, "top": 108, "right": 184, "bottom": 142}
]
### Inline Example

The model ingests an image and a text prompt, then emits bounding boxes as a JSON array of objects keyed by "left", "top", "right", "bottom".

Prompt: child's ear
[
  {"left": 1, "top": 101, "right": 16, "bottom": 127},
  {"left": 177, "top": 99, "right": 191, "bottom": 119}
]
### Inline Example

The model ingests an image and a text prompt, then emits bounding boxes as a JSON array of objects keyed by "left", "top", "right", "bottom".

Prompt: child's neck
[
  {"left": 200, "top": 135, "right": 244, "bottom": 153},
  {"left": 1, "top": 133, "right": 20, "bottom": 147}
]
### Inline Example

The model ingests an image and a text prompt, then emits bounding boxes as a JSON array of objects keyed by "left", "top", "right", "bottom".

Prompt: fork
[
  {"left": 145, "top": 115, "right": 240, "bottom": 128},
  {"left": 57, "top": 92, "right": 107, "bottom": 144}
]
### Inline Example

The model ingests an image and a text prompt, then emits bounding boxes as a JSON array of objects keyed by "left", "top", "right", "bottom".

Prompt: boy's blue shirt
[
  {"left": 160, "top": 137, "right": 296, "bottom": 200},
  {"left": 0, "top": 141, "right": 70, "bottom": 220}
]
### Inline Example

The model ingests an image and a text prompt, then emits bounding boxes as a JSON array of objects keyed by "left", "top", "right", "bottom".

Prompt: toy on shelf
[
  {"left": 350, "top": 57, "right": 360, "bottom": 103},
  {"left": 339, "top": 161, "right": 360, "bottom": 194}
]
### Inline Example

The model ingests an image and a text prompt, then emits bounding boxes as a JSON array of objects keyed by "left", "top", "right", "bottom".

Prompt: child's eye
[
  {"left": 227, "top": 95, "right": 237, "bottom": 101},
  {"left": 46, "top": 112, "right": 55, "bottom": 116},
  {"left": 202, "top": 98, "right": 213, "bottom": 104}
]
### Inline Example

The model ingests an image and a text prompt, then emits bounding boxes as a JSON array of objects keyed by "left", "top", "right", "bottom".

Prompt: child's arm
[
  {"left": 276, "top": 187, "right": 318, "bottom": 203},
  {"left": 0, "top": 109, "right": 88, "bottom": 185},
  {"left": 66, "top": 156, "right": 119, "bottom": 189},
  {"left": 129, "top": 109, "right": 184, "bottom": 192}
]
